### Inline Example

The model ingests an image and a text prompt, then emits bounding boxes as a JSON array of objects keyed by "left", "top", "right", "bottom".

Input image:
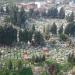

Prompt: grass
[{"left": 41, "top": 72, "right": 48, "bottom": 75}]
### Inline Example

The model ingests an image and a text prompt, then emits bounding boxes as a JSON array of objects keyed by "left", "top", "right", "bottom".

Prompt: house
[{"left": 16, "top": 2, "right": 37, "bottom": 10}]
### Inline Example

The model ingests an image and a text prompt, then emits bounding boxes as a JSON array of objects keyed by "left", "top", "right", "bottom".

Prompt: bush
[
  {"left": 59, "top": 34, "right": 68, "bottom": 41},
  {"left": 68, "top": 53, "right": 75, "bottom": 65}
]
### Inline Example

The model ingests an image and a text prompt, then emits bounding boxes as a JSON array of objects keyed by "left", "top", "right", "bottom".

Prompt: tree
[
  {"left": 32, "top": 55, "right": 45, "bottom": 63},
  {"left": 68, "top": 53, "right": 75, "bottom": 65},
  {"left": 33, "top": 10, "right": 40, "bottom": 18},
  {"left": 7, "top": 60, "right": 13, "bottom": 70},
  {"left": 44, "top": 25, "right": 50, "bottom": 40},
  {"left": 19, "top": 29, "right": 28, "bottom": 42},
  {"left": 32, "top": 24, "right": 35, "bottom": 33},
  {"left": 59, "top": 7, "right": 65, "bottom": 19},
  {"left": 42, "top": 55, "right": 45, "bottom": 61},
  {"left": 50, "top": 23, "right": 57, "bottom": 35},
  {"left": 28, "top": 30, "right": 33, "bottom": 42},
  {"left": 34, "top": 31, "right": 45, "bottom": 46},
  {"left": 64, "top": 22, "right": 75, "bottom": 36},
  {"left": 41, "top": 11, "right": 47, "bottom": 18},
  {"left": 29, "top": 9, "right": 34, "bottom": 18},
  {"left": 47, "top": 7, "right": 58, "bottom": 18},
  {"left": 66, "top": 12, "right": 74, "bottom": 22},
  {"left": 0, "top": 26, "right": 17, "bottom": 45},
  {"left": 58, "top": 25, "right": 63, "bottom": 35},
  {"left": 43, "top": 25, "right": 45, "bottom": 33},
  {"left": 6, "top": 5, "right": 10, "bottom": 14},
  {"left": 20, "top": 7, "right": 27, "bottom": 26},
  {"left": 19, "top": 29, "right": 33, "bottom": 43},
  {"left": 59, "top": 33, "right": 68, "bottom": 41},
  {"left": 10, "top": 5, "right": 18, "bottom": 25},
  {"left": 2, "top": 68, "right": 9, "bottom": 75},
  {"left": 0, "top": 6, "right": 4, "bottom": 14},
  {"left": 0, "top": 60, "right": 33, "bottom": 75},
  {"left": 17, "top": 60, "right": 23, "bottom": 72},
  {"left": 20, "top": 67, "right": 33, "bottom": 75},
  {"left": 4, "top": 16, "right": 11, "bottom": 24},
  {"left": 16, "top": 7, "right": 27, "bottom": 27}
]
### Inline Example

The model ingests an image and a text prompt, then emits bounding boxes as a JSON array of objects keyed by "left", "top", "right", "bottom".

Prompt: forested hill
[
  {"left": 0, "top": 0, "right": 45, "bottom": 4},
  {"left": 0, "top": 0, "right": 45, "bottom": 6}
]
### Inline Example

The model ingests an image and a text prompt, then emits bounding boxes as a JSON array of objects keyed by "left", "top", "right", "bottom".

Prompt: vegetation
[
  {"left": 47, "top": 7, "right": 58, "bottom": 18},
  {"left": 43, "top": 25, "right": 50, "bottom": 40},
  {"left": 34, "top": 31, "right": 45, "bottom": 46},
  {"left": 59, "top": 7, "right": 65, "bottom": 19},
  {"left": 59, "top": 33, "right": 68, "bottom": 41},
  {"left": 0, "top": 26, "right": 17, "bottom": 45},
  {"left": 0, "top": 2, "right": 75, "bottom": 75},
  {"left": 50, "top": 22, "right": 57, "bottom": 35},
  {"left": 58, "top": 25, "right": 63, "bottom": 35},
  {"left": 66, "top": 12, "right": 74, "bottom": 22},
  {"left": 32, "top": 55, "right": 45, "bottom": 63},
  {"left": 0, "top": 60, "right": 33, "bottom": 75},
  {"left": 68, "top": 53, "right": 75, "bottom": 65},
  {"left": 64, "top": 22, "right": 75, "bottom": 36},
  {"left": 19, "top": 29, "right": 33, "bottom": 43}
]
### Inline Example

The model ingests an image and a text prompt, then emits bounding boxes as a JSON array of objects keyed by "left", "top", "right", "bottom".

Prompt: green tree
[
  {"left": 0, "top": 6, "right": 4, "bottom": 14},
  {"left": 42, "top": 55, "right": 45, "bottom": 61},
  {"left": 10, "top": 5, "right": 18, "bottom": 25},
  {"left": 41, "top": 11, "right": 47, "bottom": 18},
  {"left": 32, "top": 24, "right": 35, "bottom": 33},
  {"left": 20, "top": 7, "right": 27, "bottom": 26},
  {"left": 6, "top": 5, "right": 10, "bottom": 14},
  {"left": 28, "top": 30, "right": 33, "bottom": 42},
  {"left": 58, "top": 25, "right": 63, "bottom": 35},
  {"left": 20, "top": 67, "right": 33, "bottom": 75},
  {"left": 17, "top": 7, "right": 27, "bottom": 27},
  {"left": 59, "top": 33, "right": 68, "bottom": 41},
  {"left": 47, "top": 7, "right": 58, "bottom": 18},
  {"left": 32, "top": 10, "right": 40, "bottom": 18},
  {"left": 19, "top": 29, "right": 28, "bottom": 42},
  {"left": 0, "top": 26, "right": 17, "bottom": 45},
  {"left": 44, "top": 25, "right": 50, "bottom": 40},
  {"left": 59, "top": 7, "right": 65, "bottom": 19},
  {"left": 17, "top": 60, "right": 23, "bottom": 72},
  {"left": 29, "top": 9, "right": 34, "bottom": 18},
  {"left": 66, "top": 12, "right": 74, "bottom": 22},
  {"left": 4, "top": 16, "right": 11, "bottom": 24},
  {"left": 2, "top": 68, "right": 9, "bottom": 75},
  {"left": 34, "top": 31, "right": 45, "bottom": 46},
  {"left": 19, "top": 29, "right": 33, "bottom": 43},
  {"left": 64, "top": 22, "right": 75, "bottom": 36},
  {"left": 50, "top": 23, "right": 57, "bottom": 35},
  {"left": 7, "top": 60, "right": 13, "bottom": 70},
  {"left": 68, "top": 53, "right": 75, "bottom": 65}
]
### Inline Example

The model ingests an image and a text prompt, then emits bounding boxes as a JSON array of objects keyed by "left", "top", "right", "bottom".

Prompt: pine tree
[
  {"left": 32, "top": 24, "right": 35, "bottom": 33},
  {"left": 45, "top": 25, "right": 50, "bottom": 40},
  {"left": 67, "top": 12, "right": 74, "bottom": 22},
  {"left": 0, "top": 6, "right": 4, "bottom": 14},
  {"left": 50, "top": 22, "right": 57, "bottom": 35},
  {"left": 47, "top": 7, "right": 58, "bottom": 18},
  {"left": 64, "top": 22, "right": 75, "bottom": 36},
  {"left": 59, "top": 7, "right": 65, "bottom": 19},
  {"left": 58, "top": 25, "right": 63, "bottom": 35},
  {"left": 34, "top": 31, "right": 45, "bottom": 46}
]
